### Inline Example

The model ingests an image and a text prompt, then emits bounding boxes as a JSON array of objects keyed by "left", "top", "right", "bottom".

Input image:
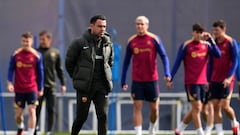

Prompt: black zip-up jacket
[
  {"left": 65, "top": 29, "right": 114, "bottom": 94},
  {"left": 37, "top": 47, "right": 66, "bottom": 89}
]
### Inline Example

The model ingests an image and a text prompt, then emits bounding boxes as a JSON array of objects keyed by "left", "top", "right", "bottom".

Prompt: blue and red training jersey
[
  {"left": 171, "top": 38, "right": 221, "bottom": 84},
  {"left": 209, "top": 35, "right": 238, "bottom": 82},
  {"left": 121, "top": 32, "right": 171, "bottom": 86},
  {"left": 8, "top": 48, "right": 44, "bottom": 93}
]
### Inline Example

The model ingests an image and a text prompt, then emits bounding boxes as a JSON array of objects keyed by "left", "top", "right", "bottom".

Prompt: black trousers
[
  {"left": 35, "top": 87, "right": 56, "bottom": 133},
  {"left": 71, "top": 89, "right": 108, "bottom": 135}
]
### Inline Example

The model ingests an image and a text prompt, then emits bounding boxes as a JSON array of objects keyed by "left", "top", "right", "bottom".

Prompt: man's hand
[
  {"left": 164, "top": 76, "right": 171, "bottom": 82},
  {"left": 7, "top": 81, "right": 14, "bottom": 92},
  {"left": 122, "top": 84, "right": 128, "bottom": 91},
  {"left": 61, "top": 85, "right": 67, "bottom": 95},
  {"left": 38, "top": 90, "right": 44, "bottom": 97},
  {"left": 203, "top": 32, "right": 213, "bottom": 41},
  {"left": 223, "top": 78, "right": 232, "bottom": 88},
  {"left": 166, "top": 81, "right": 173, "bottom": 90},
  {"left": 164, "top": 76, "right": 172, "bottom": 90}
]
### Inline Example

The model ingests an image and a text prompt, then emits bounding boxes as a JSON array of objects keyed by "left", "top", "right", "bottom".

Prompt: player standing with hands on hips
[
  {"left": 121, "top": 16, "right": 171, "bottom": 135},
  {"left": 7, "top": 32, "right": 44, "bottom": 135}
]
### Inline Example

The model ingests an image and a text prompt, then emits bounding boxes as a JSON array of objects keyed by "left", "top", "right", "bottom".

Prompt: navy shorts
[
  {"left": 209, "top": 82, "right": 233, "bottom": 100},
  {"left": 131, "top": 81, "right": 159, "bottom": 102},
  {"left": 185, "top": 84, "right": 207, "bottom": 103},
  {"left": 14, "top": 91, "right": 38, "bottom": 109}
]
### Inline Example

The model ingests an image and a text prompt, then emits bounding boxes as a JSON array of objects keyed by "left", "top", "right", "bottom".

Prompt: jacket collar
[
  {"left": 83, "top": 29, "right": 111, "bottom": 45},
  {"left": 83, "top": 29, "right": 100, "bottom": 43}
]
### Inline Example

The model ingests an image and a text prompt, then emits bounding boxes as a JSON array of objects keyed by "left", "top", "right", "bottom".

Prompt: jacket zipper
[{"left": 87, "top": 45, "right": 96, "bottom": 93}]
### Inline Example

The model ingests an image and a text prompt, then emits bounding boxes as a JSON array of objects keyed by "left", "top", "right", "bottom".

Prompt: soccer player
[
  {"left": 208, "top": 20, "right": 239, "bottom": 135},
  {"left": 167, "top": 23, "right": 221, "bottom": 135},
  {"left": 121, "top": 16, "right": 171, "bottom": 135},
  {"left": 34, "top": 31, "right": 66, "bottom": 135},
  {"left": 7, "top": 32, "right": 44, "bottom": 135}
]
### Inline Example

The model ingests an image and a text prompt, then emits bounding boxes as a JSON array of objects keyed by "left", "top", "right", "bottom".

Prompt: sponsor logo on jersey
[
  {"left": 16, "top": 61, "right": 33, "bottom": 68},
  {"left": 133, "top": 48, "right": 151, "bottom": 54},
  {"left": 191, "top": 52, "right": 207, "bottom": 58}
]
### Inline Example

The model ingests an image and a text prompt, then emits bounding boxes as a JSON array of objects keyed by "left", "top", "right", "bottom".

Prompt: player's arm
[
  {"left": 227, "top": 39, "right": 238, "bottom": 79},
  {"left": 207, "top": 38, "right": 221, "bottom": 58},
  {"left": 55, "top": 51, "right": 66, "bottom": 93},
  {"left": 236, "top": 64, "right": 240, "bottom": 83},
  {"left": 7, "top": 55, "right": 15, "bottom": 92},
  {"left": 37, "top": 53, "right": 44, "bottom": 93},
  {"left": 223, "top": 39, "right": 238, "bottom": 88},
  {"left": 236, "top": 43, "right": 240, "bottom": 98},
  {"left": 236, "top": 54, "right": 240, "bottom": 98},
  {"left": 171, "top": 43, "right": 186, "bottom": 82},
  {"left": 154, "top": 37, "right": 171, "bottom": 79},
  {"left": 65, "top": 39, "right": 82, "bottom": 78},
  {"left": 121, "top": 43, "right": 132, "bottom": 90},
  {"left": 166, "top": 43, "right": 186, "bottom": 90}
]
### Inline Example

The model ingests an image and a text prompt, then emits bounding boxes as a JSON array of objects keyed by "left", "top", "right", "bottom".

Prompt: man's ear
[{"left": 90, "top": 23, "right": 94, "bottom": 28}]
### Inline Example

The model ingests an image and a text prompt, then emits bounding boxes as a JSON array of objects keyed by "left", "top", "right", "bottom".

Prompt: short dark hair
[
  {"left": 90, "top": 15, "right": 107, "bottom": 24},
  {"left": 39, "top": 30, "right": 52, "bottom": 39},
  {"left": 192, "top": 23, "right": 205, "bottom": 33},
  {"left": 21, "top": 32, "right": 33, "bottom": 39},
  {"left": 213, "top": 20, "right": 226, "bottom": 29}
]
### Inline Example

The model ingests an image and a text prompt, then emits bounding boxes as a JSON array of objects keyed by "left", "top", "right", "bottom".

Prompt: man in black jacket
[
  {"left": 35, "top": 31, "right": 66, "bottom": 135},
  {"left": 65, "top": 15, "right": 114, "bottom": 135}
]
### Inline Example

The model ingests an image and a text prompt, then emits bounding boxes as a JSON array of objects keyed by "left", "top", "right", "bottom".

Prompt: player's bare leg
[
  {"left": 202, "top": 103, "right": 214, "bottom": 135},
  {"left": 148, "top": 99, "right": 159, "bottom": 135},
  {"left": 191, "top": 100, "right": 204, "bottom": 135},
  {"left": 15, "top": 107, "right": 24, "bottom": 135},
  {"left": 211, "top": 99, "right": 223, "bottom": 135},
  {"left": 220, "top": 98, "right": 239, "bottom": 135},
  {"left": 182, "top": 110, "right": 192, "bottom": 124},
  {"left": 133, "top": 100, "right": 143, "bottom": 135},
  {"left": 28, "top": 104, "right": 37, "bottom": 135},
  {"left": 175, "top": 110, "right": 192, "bottom": 135}
]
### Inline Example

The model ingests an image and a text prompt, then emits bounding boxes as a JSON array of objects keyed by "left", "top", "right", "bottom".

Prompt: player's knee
[
  {"left": 15, "top": 115, "right": 22, "bottom": 123},
  {"left": 195, "top": 106, "right": 202, "bottom": 112},
  {"left": 222, "top": 105, "right": 230, "bottom": 112},
  {"left": 28, "top": 105, "right": 36, "bottom": 117},
  {"left": 150, "top": 107, "right": 158, "bottom": 115},
  {"left": 192, "top": 104, "right": 202, "bottom": 113},
  {"left": 202, "top": 110, "right": 208, "bottom": 118},
  {"left": 15, "top": 109, "right": 23, "bottom": 122},
  {"left": 134, "top": 104, "right": 142, "bottom": 111}
]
